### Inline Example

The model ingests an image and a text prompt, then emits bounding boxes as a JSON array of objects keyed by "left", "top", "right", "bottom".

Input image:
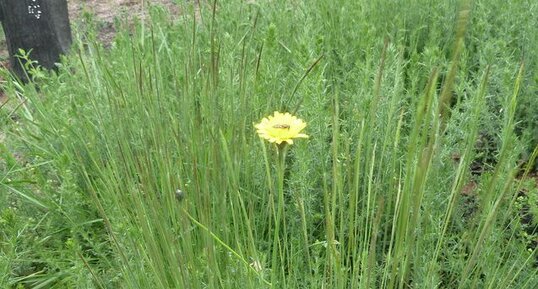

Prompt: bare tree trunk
[{"left": 0, "top": 0, "right": 72, "bottom": 81}]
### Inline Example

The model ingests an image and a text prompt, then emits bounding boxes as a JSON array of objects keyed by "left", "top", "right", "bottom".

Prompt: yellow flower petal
[{"left": 254, "top": 111, "right": 308, "bottom": 145}]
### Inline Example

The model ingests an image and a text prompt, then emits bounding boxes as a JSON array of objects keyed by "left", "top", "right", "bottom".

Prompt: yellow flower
[{"left": 254, "top": 111, "right": 309, "bottom": 145}]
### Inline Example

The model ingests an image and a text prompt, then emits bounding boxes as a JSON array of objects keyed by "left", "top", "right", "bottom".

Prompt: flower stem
[{"left": 271, "top": 143, "right": 289, "bottom": 285}]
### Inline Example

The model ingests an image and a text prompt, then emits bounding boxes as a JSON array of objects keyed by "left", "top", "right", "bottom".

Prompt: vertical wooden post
[{"left": 0, "top": 0, "right": 72, "bottom": 81}]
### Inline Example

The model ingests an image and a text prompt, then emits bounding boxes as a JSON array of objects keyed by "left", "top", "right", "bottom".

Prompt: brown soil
[
  {"left": 68, "top": 0, "right": 180, "bottom": 46},
  {"left": 68, "top": 0, "right": 179, "bottom": 22}
]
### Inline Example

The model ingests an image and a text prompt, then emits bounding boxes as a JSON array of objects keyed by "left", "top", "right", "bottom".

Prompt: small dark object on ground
[{"left": 175, "top": 189, "right": 185, "bottom": 202}]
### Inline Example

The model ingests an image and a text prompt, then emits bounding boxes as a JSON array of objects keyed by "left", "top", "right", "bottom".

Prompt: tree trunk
[{"left": 0, "top": 0, "right": 72, "bottom": 81}]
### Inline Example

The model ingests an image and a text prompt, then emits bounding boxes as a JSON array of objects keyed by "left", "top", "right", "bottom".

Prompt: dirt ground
[
  {"left": 68, "top": 0, "right": 180, "bottom": 45},
  {"left": 68, "top": 0, "right": 179, "bottom": 22}
]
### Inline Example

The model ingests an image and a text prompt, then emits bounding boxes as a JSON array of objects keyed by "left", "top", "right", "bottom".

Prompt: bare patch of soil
[
  {"left": 69, "top": 0, "right": 180, "bottom": 46},
  {"left": 69, "top": 0, "right": 180, "bottom": 23}
]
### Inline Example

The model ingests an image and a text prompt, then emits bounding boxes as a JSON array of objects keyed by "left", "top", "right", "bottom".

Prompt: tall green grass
[{"left": 1, "top": 0, "right": 537, "bottom": 288}]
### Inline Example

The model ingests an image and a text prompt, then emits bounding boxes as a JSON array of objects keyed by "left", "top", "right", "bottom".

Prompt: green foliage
[{"left": 1, "top": 0, "right": 537, "bottom": 288}]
